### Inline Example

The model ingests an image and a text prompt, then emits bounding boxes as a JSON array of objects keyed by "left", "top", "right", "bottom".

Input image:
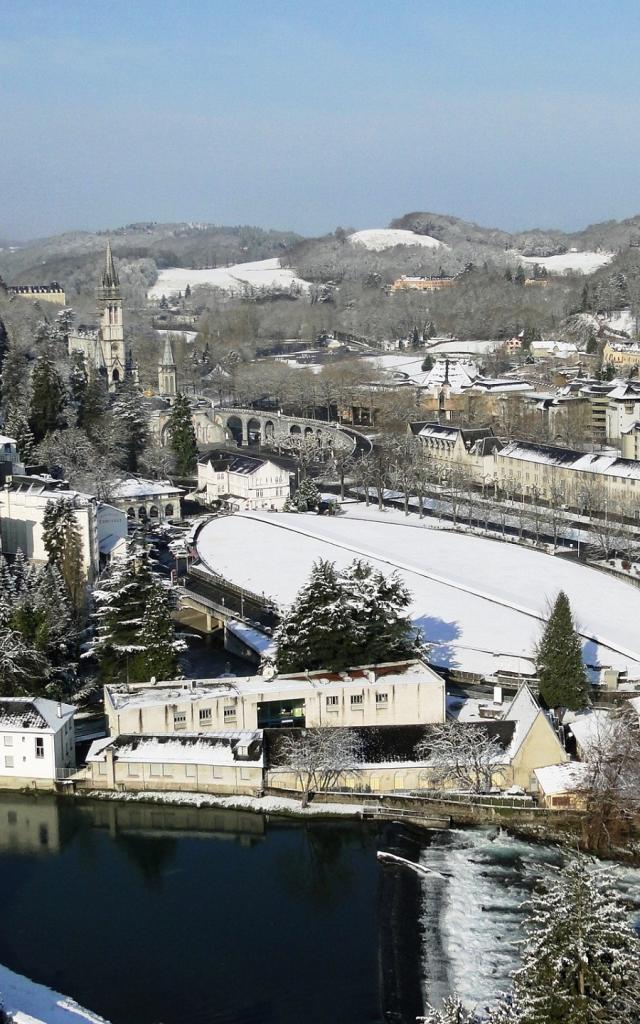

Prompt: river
[{"left": 2, "top": 796, "right": 640, "bottom": 1024}]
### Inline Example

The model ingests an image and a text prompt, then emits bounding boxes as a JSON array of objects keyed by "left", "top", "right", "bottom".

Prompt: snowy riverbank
[
  {"left": 0, "top": 963, "right": 109, "bottom": 1024},
  {"left": 75, "top": 788, "right": 363, "bottom": 818}
]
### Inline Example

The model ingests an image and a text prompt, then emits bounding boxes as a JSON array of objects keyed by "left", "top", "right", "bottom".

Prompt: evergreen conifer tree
[
  {"left": 112, "top": 375, "right": 148, "bottom": 472},
  {"left": 505, "top": 860, "right": 640, "bottom": 1024},
  {"left": 275, "top": 560, "right": 356, "bottom": 672},
  {"left": 138, "top": 583, "right": 182, "bottom": 680},
  {"left": 81, "top": 373, "right": 109, "bottom": 438},
  {"left": 42, "top": 498, "right": 85, "bottom": 610},
  {"left": 167, "top": 392, "right": 198, "bottom": 476},
  {"left": 341, "top": 559, "right": 419, "bottom": 665},
  {"left": 4, "top": 406, "right": 35, "bottom": 462},
  {"left": 536, "top": 591, "right": 589, "bottom": 710},
  {"left": 68, "top": 351, "right": 88, "bottom": 423},
  {"left": 93, "top": 550, "right": 181, "bottom": 682},
  {"left": 29, "top": 346, "right": 66, "bottom": 441},
  {"left": 420, "top": 997, "right": 478, "bottom": 1023}
]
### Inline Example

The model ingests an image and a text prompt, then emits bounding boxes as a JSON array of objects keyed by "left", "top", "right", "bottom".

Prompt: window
[
  {"left": 174, "top": 711, "right": 186, "bottom": 729},
  {"left": 4, "top": 756, "right": 14, "bottom": 769},
  {"left": 212, "top": 765, "right": 223, "bottom": 779},
  {"left": 150, "top": 764, "right": 162, "bottom": 777},
  {"left": 162, "top": 765, "right": 173, "bottom": 777},
  {"left": 375, "top": 692, "right": 388, "bottom": 705},
  {"left": 199, "top": 708, "right": 212, "bottom": 724},
  {"left": 185, "top": 764, "right": 196, "bottom": 778},
  {"left": 35, "top": 737, "right": 44, "bottom": 759},
  {"left": 223, "top": 706, "right": 237, "bottom": 720},
  {"left": 240, "top": 768, "right": 252, "bottom": 781},
  {"left": 3, "top": 736, "right": 12, "bottom": 746},
  {"left": 98, "top": 762, "right": 107, "bottom": 776},
  {"left": 326, "top": 695, "right": 339, "bottom": 708},
  {"left": 7, "top": 811, "right": 17, "bottom": 825},
  {"left": 127, "top": 764, "right": 139, "bottom": 777},
  {"left": 350, "top": 694, "right": 364, "bottom": 706}
]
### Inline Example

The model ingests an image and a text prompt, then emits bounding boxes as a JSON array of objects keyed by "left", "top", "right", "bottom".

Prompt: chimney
[
  {"left": 367, "top": 669, "right": 376, "bottom": 684},
  {"left": 56, "top": 701, "right": 62, "bottom": 719},
  {"left": 493, "top": 685, "right": 503, "bottom": 706}
]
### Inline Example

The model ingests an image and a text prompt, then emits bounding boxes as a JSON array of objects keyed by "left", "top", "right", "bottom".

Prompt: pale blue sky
[{"left": 3, "top": 0, "right": 640, "bottom": 239}]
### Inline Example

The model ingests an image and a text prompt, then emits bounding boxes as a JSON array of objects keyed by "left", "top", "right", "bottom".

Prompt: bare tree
[
  {"left": 274, "top": 728, "right": 364, "bottom": 806},
  {"left": 330, "top": 444, "right": 356, "bottom": 500},
  {"left": 388, "top": 436, "right": 416, "bottom": 515},
  {"left": 415, "top": 721, "right": 506, "bottom": 793},
  {"left": 410, "top": 441, "right": 435, "bottom": 520},
  {"left": 584, "top": 710, "right": 640, "bottom": 853}
]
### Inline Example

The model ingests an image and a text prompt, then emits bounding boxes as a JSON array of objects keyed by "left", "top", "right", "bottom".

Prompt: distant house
[
  {"left": 8, "top": 283, "right": 66, "bottom": 305},
  {"left": 111, "top": 477, "right": 183, "bottom": 522},
  {"left": 0, "top": 481, "right": 126, "bottom": 582},
  {"left": 196, "top": 452, "right": 291, "bottom": 512},
  {"left": 83, "top": 731, "right": 263, "bottom": 796},
  {"left": 0, "top": 698, "right": 76, "bottom": 789},
  {"left": 533, "top": 762, "right": 590, "bottom": 809}
]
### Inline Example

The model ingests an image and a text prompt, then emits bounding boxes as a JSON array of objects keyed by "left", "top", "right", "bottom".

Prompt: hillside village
[{"left": 2, "top": 223, "right": 640, "bottom": 1023}]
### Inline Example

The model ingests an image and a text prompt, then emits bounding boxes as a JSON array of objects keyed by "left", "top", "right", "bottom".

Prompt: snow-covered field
[
  {"left": 348, "top": 228, "right": 445, "bottom": 251},
  {"left": 148, "top": 258, "right": 310, "bottom": 299},
  {"left": 194, "top": 506, "right": 640, "bottom": 677},
  {"left": 513, "top": 250, "right": 614, "bottom": 274},
  {"left": 155, "top": 328, "right": 198, "bottom": 344},
  {"left": 0, "top": 963, "right": 109, "bottom": 1024},
  {"left": 605, "top": 308, "right": 635, "bottom": 335}
]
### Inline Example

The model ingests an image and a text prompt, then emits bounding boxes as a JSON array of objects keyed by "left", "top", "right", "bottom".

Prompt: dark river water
[{"left": 0, "top": 794, "right": 427, "bottom": 1024}]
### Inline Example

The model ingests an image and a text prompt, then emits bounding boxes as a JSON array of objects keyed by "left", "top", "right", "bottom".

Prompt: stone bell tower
[
  {"left": 158, "top": 334, "right": 177, "bottom": 397},
  {"left": 97, "top": 242, "right": 126, "bottom": 389}
]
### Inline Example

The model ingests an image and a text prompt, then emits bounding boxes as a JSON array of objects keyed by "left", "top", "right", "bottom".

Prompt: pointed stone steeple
[
  {"left": 161, "top": 334, "right": 176, "bottom": 368},
  {"left": 158, "top": 334, "right": 177, "bottom": 397},
  {"left": 102, "top": 241, "right": 119, "bottom": 290}
]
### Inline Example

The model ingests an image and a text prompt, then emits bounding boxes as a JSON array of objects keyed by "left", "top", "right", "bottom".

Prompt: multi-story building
[
  {"left": 196, "top": 452, "right": 291, "bottom": 511},
  {"left": 104, "top": 660, "right": 446, "bottom": 736},
  {"left": 8, "top": 283, "right": 66, "bottom": 305},
  {"left": 111, "top": 476, "right": 183, "bottom": 522},
  {"left": 603, "top": 341, "right": 640, "bottom": 372},
  {"left": 0, "top": 698, "right": 76, "bottom": 790},
  {"left": 605, "top": 381, "right": 640, "bottom": 443}
]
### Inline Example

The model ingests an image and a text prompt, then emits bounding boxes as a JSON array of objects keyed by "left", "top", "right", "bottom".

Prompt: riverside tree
[
  {"left": 415, "top": 721, "right": 506, "bottom": 793},
  {"left": 167, "top": 392, "right": 198, "bottom": 476},
  {"left": 493, "top": 859, "right": 640, "bottom": 1023},
  {"left": 274, "top": 558, "right": 419, "bottom": 672},
  {"left": 275, "top": 728, "right": 364, "bottom": 807},
  {"left": 536, "top": 591, "right": 590, "bottom": 710}
]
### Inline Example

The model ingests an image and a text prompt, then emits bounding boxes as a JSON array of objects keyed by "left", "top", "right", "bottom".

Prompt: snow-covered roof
[
  {"left": 567, "top": 710, "right": 616, "bottom": 756},
  {"left": 499, "top": 441, "right": 640, "bottom": 481},
  {"left": 225, "top": 619, "right": 275, "bottom": 656},
  {"left": 106, "top": 660, "right": 443, "bottom": 712},
  {"left": 112, "top": 477, "right": 183, "bottom": 499},
  {"left": 88, "top": 731, "right": 263, "bottom": 767},
  {"left": 533, "top": 761, "right": 590, "bottom": 795},
  {"left": 0, "top": 698, "right": 75, "bottom": 732},
  {"left": 0, "top": 435, "right": 17, "bottom": 446}
]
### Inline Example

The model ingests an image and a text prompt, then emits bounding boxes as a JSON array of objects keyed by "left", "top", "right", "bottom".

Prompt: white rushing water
[{"left": 418, "top": 827, "right": 640, "bottom": 1015}]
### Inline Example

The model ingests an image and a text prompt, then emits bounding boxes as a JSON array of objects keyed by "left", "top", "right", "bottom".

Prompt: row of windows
[
  {"left": 173, "top": 706, "right": 235, "bottom": 728},
  {"left": 326, "top": 693, "right": 388, "bottom": 708},
  {"left": 2, "top": 736, "right": 44, "bottom": 757},
  {"left": 97, "top": 762, "right": 255, "bottom": 781}
]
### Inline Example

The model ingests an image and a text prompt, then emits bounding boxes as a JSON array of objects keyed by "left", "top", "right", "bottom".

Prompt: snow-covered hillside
[
  {"left": 148, "top": 258, "right": 310, "bottom": 299},
  {"left": 514, "top": 250, "right": 614, "bottom": 274},
  {"left": 348, "top": 228, "right": 446, "bottom": 251}
]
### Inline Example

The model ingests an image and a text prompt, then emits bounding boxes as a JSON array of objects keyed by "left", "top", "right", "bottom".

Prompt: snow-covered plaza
[{"left": 195, "top": 505, "right": 640, "bottom": 679}]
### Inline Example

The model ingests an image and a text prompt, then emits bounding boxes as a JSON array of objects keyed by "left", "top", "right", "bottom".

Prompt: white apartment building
[
  {"left": 105, "top": 660, "right": 446, "bottom": 736},
  {"left": 197, "top": 453, "right": 291, "bottom": 512},
  {"left": 0, "top": 698, "right": 76, "bottom": 789},
  {"left": 110, "top": 476, "right": 183, "bottom": 522},
  {"left": 0, "top": 482, "right": 127, "bottom": 582}
]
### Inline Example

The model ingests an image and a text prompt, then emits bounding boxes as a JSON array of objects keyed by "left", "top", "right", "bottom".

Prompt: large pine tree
[
  {"left": 29, "top": 346, "right": 67, "bottom": 442},
  {"left": 501, "top": 860, "right": 640, "bottom": 1024},
  {"left": 536, "top": 591, "right": 589, "bottom": 710},
  {"left": 275, "top": 558, "right": 419, "bottom": 672},
  {"left": 166, "top": 392, "right": 198, "bottom": 476},
  {"left": 93, "top": 550, "right": 181, "bottom": 682},
  {"left": 112, "top": 375, "right": 148, "bottom": 472},
  {"left": 275, "top": 559, "right": 355, "bottom": 672},
  {"left": 42, "top": 498, "right": 85, "bottom": 610}
]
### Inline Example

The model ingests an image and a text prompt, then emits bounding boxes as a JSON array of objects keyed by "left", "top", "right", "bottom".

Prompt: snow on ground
[
  {"left": 512, "top": 250, "right": 614, "bottom": 274},
  {"left": 604, "top": 308, "right": 635, "bottom": 335},
  {"left": 368, "top": 354, "right": 427, "bottom": 376},
  {"left": 148, "top": 259, "right": 310, "bottom": 299},
  {"left": 155, "top": 328, "right": 198, "bottom": 344},
  {"left": 427, "top": 339, "right": 499, "bottom": 355},
  {"left": 0, "top": 963, "right": 109, "bottom": 1024},
  {"left": 84, "top": 789, "right": 361, "bottom": 816},
  {"left": 194, "top": 505, "right": 640, "bottom": 676},
  {"left": 348, "top": 228, "right": 446, "bottom": 251}
]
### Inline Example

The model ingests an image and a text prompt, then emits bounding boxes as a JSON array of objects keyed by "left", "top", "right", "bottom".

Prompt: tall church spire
[
  {"left": 102, "top": 241, "right": 119, "bottom": 290},
  {"left": 158, "top": 334, "right": 177, "bottom": 397},
  {"left": 161, "top": 334, "right": 176, "bottom": 368}
]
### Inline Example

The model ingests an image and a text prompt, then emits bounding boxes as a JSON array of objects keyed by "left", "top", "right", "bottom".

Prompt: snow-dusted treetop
[{"left": 348, "top": 228, "right": 446, "bottom": 251}]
